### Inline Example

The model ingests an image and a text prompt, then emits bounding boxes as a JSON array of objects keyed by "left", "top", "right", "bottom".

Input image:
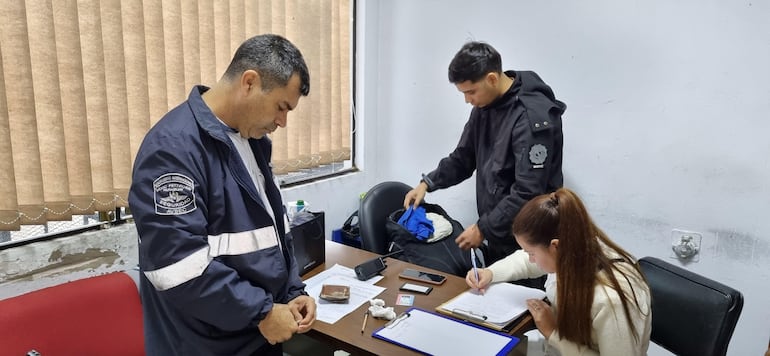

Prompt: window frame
[{"left": 0, "top": 0, "right": 358, "bottom": 248}]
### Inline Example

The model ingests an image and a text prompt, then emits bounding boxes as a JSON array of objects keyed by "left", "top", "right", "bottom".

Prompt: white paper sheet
[
  {"left": 303, "top": 264, "right": 386, "bottom": 324},
  {"left": 374, "top": 308, "right": 519, "bottom": 355},
  {"left": 438, "top": 282, "right": 546, "bottom": 324}
]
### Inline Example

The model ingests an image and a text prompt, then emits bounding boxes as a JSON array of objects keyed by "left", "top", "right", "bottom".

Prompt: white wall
[
  {"left": 0, "top": 224, "right": 139, "bottom": 299},
  {"left": 357, "top": 0, "right": 770, "bottom": 355}
]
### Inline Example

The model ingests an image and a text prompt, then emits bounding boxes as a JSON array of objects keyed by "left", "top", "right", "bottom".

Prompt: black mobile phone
[
  {"left": 354, "top": 257, "right": 386, "bottom": 281},
  {"left": 398, "top": 268, "right": 447, "bottom": 285}
]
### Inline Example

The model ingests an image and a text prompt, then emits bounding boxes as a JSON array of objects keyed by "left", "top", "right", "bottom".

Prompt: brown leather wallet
[{"left": 319, "top": 284, "right": 350, "bottom": 303}]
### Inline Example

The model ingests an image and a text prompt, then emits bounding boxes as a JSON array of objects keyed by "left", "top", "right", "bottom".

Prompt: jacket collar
[
  {"left": 187, "top": 85, "right": 234, "bottom": 142},
  {"left": 481, "top": 70, "right": 520, "bottom": 111}
]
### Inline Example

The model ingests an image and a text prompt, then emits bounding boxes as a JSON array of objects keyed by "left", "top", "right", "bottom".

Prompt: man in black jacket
[{"left": 404, "top": 41, "right": 566, "bottom": 271}]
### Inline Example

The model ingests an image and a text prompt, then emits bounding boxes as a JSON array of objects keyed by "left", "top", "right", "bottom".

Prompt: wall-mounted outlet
[{"left": 670, "top": 229, "right": 702, "bottom": 262}]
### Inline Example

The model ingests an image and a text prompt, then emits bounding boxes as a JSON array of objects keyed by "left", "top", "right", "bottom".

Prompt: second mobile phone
[{"left": 398, "top": 268, "right": 447, "bottom": 285}]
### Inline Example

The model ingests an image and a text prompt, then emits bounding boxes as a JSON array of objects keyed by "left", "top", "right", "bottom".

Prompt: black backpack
[{"left": 385, "top": 203, "right": 472, "bottom": 277}]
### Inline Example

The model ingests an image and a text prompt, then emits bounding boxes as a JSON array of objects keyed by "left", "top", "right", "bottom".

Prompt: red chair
[{"left": 0, "top": 271, "right": 144, "bottom": 356}]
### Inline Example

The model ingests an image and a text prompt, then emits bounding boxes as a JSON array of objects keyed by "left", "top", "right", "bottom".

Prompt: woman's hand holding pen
[
  {"left": 527, "top": 299, "right": 555, "bottom": 339},
  {"left": 465, "top": 268, "right": 493, "bottom": 293}
]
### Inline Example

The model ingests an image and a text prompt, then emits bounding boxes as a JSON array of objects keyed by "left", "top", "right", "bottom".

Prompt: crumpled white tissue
[{"left": 367, "top": 298, "right": 397, "bottom": 320}]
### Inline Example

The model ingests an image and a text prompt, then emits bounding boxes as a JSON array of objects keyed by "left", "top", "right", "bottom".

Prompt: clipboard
[
  {"left": 435, "top": 282, "right": 546, "bottom": 331},
  {"left": 437, "top": 306, "right": 523, "bottom": 332},
  {"left": 372, "top": 308, "right": 520, "bottom": 356}
]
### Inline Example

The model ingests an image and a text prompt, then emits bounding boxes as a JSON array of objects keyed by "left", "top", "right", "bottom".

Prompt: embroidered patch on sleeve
[
  {"left": 153, "top": 173, "right": 197, "bottom": 215},
  {"left": 528, "top": 143, "right": 548, "bottom": 168}
]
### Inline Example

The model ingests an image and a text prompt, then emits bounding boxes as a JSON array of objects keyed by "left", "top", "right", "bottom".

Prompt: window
[{"left": 0, "top": 0, "right": 353, "bottom": 243}]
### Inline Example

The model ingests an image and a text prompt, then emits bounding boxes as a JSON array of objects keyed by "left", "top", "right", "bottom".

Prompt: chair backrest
[
  {"left": 358, "top": 181, "right": 412, "bottom": 254},
  {"left": 638, "top": 257, "right": 743, "bottom": 356},
  {"left": 0, "top": 271, "right": 145, "bottom": 355}
]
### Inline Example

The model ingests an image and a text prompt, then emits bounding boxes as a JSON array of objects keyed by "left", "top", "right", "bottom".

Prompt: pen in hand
[
  {"left": 470, "top": 248, "right": 482, "bottom": 295},
  {"left": 361, "top": 311, "right": 369, "bottom": 334}
]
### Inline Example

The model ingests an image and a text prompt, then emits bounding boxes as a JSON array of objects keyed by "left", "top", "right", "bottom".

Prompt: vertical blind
[{"left": 0, "top": 0, "right": 352, "bottom": 231}]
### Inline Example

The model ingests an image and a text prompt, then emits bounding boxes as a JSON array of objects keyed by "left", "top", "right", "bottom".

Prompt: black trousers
[
  {"left": 251, "top": 342, "right": 283, "bottom": 356},
  {"left": 512, "top": 275, "right": 547, "bottom": 291}
]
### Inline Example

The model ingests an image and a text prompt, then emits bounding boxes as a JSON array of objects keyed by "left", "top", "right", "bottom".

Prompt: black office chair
[
  {"left": 358, "top": 181, "right": 412, "bottom": 254},
  {"left": 638, "top": 257, "right": 744, "bottom": 356}
]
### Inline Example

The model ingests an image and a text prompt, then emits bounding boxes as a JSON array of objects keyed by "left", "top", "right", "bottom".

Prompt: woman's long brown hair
[{"left": 512, "top": 188, "right": 647, "bottom": 346}]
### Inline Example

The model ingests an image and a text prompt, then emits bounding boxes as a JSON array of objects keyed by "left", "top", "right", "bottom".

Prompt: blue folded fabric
[{"left": 397, "top": 206, "right": 434, "bottom": 241}]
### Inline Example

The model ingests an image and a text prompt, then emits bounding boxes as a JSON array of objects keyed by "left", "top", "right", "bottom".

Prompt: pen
[
  {"left": 384, "top": 311, "right": 411, "bottom": 329},
  {"left": 453, "top": 308, "right": 488, "bottom": 321},
  {"left": 361, "top": 311, "right": 369, "bottom": 334},
  {"left": 470, "top": 248, "right": 479, "bottom": 287}
]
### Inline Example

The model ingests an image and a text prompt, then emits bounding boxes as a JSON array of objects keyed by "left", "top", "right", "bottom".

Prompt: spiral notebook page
[
  {"left": 373, "top": 308, "right": 519, "bottom": 356},
  {"left": 438, "top": 282, "right": 546, "bottom": 324}
]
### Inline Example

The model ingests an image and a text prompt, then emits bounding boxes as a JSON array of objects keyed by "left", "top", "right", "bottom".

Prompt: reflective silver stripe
[
  {"left": 284, "top": 214, "right": 291, "bottom": 234},
  {"left": 208, "top": 226, "right": 278, "bottom": 257},
  {"left": 144, "top": 247, "right": 210, "bottom": 291},
  {"left": 143, "top": 226, "right": 278, "bottom": 291}
]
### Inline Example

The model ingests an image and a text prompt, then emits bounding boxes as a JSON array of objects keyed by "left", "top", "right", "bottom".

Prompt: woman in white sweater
[{"left": 466, "top": 188, "right": 652, "bottom": 356}]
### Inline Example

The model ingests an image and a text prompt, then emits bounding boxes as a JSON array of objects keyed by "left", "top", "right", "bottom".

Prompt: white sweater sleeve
[
  {"left": 547, "top": 280, "right": 650, "bottom": 356},
  {"left": 487, "top": 250, "right": 547, "bottom": 283},
  {"left": 548, "top": 330, "right": 599, "bottom": 356}
]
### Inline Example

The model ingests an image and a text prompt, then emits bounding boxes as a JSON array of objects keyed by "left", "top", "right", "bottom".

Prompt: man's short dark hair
[
  {"left": 223, "top": 34, "right": 310, "bottom": 96},
  {"left": 448, "top": 41, "right": 502, "bottom": 84}
]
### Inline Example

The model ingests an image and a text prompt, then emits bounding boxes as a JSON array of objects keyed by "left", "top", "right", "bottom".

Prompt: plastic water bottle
[{"left": 287, "top": 200, "right": 308, "bottom": 221}]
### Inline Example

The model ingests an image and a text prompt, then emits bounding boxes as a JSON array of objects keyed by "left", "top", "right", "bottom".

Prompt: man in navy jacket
[{"left": 129, "top": 34, "right": 315, "bottom": 356}]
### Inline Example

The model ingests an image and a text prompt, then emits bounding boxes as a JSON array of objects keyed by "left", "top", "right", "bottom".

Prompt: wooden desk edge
[{"left": 511, "top": 312, "right": 536, "bottom": 334}]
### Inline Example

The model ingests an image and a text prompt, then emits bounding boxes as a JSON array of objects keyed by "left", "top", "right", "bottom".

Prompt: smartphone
[
  {"left": 399, "top": 282, "right": 433, "bottom": 295},
  {"left": 398, "top": 268, "right": 447, "bottom": 285},
  {"left": 354, "top": 257, "right": 387, "bottom": 281}
]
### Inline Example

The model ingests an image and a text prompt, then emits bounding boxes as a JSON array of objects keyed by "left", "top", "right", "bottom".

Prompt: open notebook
[{"left": 436, "top": 282, "right": 546, "bottom": 331}]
